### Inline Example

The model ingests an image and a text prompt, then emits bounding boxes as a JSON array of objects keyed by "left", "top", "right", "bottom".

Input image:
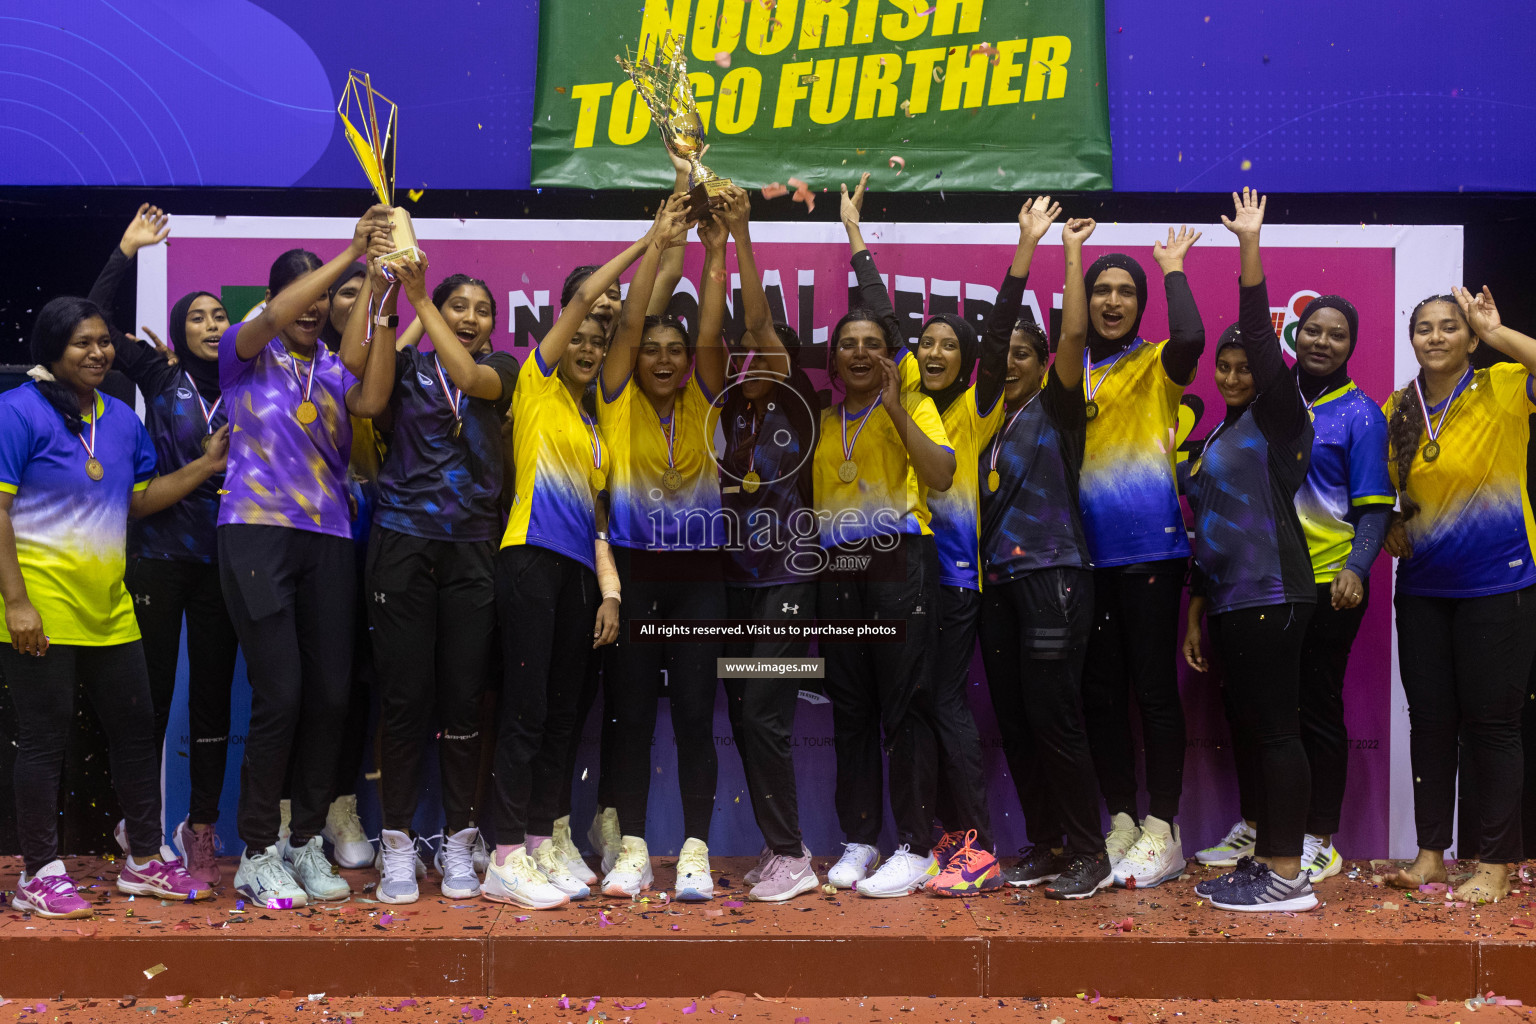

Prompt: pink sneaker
[
  {"left": 173, "top": 820, "right": 223, "bottom": 886},
  {"left": 13, "top": 860, "right": 94, "bottom": 919},
  {"left": 117, "top": 847, "right": 213, "bottom": 901}
]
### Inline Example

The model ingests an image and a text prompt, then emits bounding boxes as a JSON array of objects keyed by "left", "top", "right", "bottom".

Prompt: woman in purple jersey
[{"left": 220, "top": 206, "right": 400, "bottom": 911}]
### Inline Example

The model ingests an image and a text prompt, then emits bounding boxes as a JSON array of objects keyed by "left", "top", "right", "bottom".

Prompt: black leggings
[
  {"left": 931, "top": 585, "right": 991, "bottom": 848},
  {"left": 1207, "top": 602, "right": 1314, "bottom": 860},
  {"left": 724, "top": 582, "right": 814, "bottom": 856},
  {"left": 568, "top": 645, "right": 615, "bottom": 815},
  {"left": 1396, "top": 585, "right": 1536, "bottom": 864},
  {"left": 492, "top": 544, "right": 598, "bottom": 844},
  {"left": 2, "top": 642, "right": 162, "bottom": 874},
  {"left": 979, "top": 568, "right": 1103, "bottom": 857},
  {"left": 368, "top": 528, "right": 495, "bottom": 835},
  {"left": 1081, "top": 561, "right": 1188, "bottom": 822},
  {"left": 819, "top": 535, "right": 941, "bottom": 855},
  {"left": 124, "top": 556, "right": 241, "bottom": 825},
  {"left": 607, "top": 547, "right": 722, "bottom": 842},
  {"left": 218, "top": 524, "right": 355, "bottom": 851}
]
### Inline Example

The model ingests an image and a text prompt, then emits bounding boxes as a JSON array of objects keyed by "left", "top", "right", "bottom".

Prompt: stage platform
[{"left": 3, "top": 855, "right": 1534, "bottom": 1003}]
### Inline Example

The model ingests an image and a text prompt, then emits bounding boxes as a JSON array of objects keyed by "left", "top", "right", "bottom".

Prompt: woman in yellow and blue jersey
[
  {"left": 1077, "top": 221, "right": 1207, "bottom": 886},
  {"left": 1381, "top": 287, "right": 1536, "bottom": 904},
  {"left": 595, "top": 193, "right": 730, "bottom": 902},
  {"left": 840, "top": 180, "right": 1058, "bottom": 897},
  {"left": 2, "top": 297, "right": 227, "bottom": 917},
  {"left": 818, "top": 178, "right": 957, "bottom": 900},
  {"left": 1192, "top": 294, "right": 1394, "bottom": 882}
]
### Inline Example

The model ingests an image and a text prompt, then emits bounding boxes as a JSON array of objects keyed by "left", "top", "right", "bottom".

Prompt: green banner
[{"left": 531, "top": 0, "right": 1111, "bottom": 193}]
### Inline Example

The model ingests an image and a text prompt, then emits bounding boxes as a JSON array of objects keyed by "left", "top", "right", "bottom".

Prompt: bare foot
[
  {"left": 1456, "top": 862, "right": 1510, "bottom": 904},
  {"left": 1386, "top": 850, "right": 1448, "bottom": 889}
]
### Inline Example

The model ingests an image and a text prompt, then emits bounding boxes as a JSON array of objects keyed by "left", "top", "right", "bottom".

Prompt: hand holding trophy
[
  {"left": 338, "top": 70, "right": 422, "bottom": 264},
  {"left": 617, "top": 33, "right": 732, "bottom": 221}
]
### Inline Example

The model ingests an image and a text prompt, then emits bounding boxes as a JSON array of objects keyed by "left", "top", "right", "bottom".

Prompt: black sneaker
[
  {"left": 1195, "top": 855, "right": 1263, "bottom": 897},
  {"left": 1042, "top": 852, "right": 1112, "bottom": 900},
  {"left": 1003, "top": 846, "right": 1068, "bottom": 887},
  {"left": 1208, "top": 861, "right": 1319, "bottom": 912}
]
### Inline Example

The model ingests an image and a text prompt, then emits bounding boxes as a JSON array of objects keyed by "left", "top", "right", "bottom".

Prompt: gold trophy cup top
[
  {"left": 617, "top": 34, "right": 732, "bottom": 217},
  {"left": 338, "top": 70, "right": 421, "bottom": 262}
]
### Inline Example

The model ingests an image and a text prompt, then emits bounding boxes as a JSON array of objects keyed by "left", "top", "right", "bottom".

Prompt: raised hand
[
  {"left": 875, "top": 351, "right": 901, "bottom": 411},
  {"left": 718, "top": 185, "right": 751, "bottom": 235},
  {"left": 134, "top": 325, "right": 178, "bottom": 366},
  {"left": 1220, "top": 187, "right": 1266, "bottom": 239},
  {"left": 652, "top": 192, "right": 692, "bottom": 250},
  {"left": 390, "top": 251, "right": 430, "bottom": 304},
  {"left": 353, "top": 205, "right": 394, "bottom": 254},
  {"left": 120, "top": 203, "right": 170, "bottom": 257},
  {"left": 840, "top": 172, "right": 871, "bottom": 228},
  {"left": 1061, "top": 217, "right": 1097, "bottom": 248},
  {"left": 698, "top": 208, "right": 729, "bottom": 252},
  {"left": 1018, "top": 195, "right": 1062, "bottom": 243},
  {"left": 666, "top": 140, "right": 706, "bottom": 184},
  {"left": 1453, "top": 285, "right": 1502, "bottom": 339},
  {"left": 1153, "top": 225, "right": 1203, "bottom": 273}
]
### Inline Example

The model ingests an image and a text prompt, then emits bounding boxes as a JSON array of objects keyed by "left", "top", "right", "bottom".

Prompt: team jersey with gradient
[
  {"left": 1386, "top": 362, "right": 1536, "bottom": 598},
  {"left": 0, "top": 385, "right": 157, "bottom": 645},
  {"left": 813, "top": 392, "right": 951, "bottom": 547},
  {"left": 717, "top": 381, "right": 819, "bottom": 587},
  {"left": 925, "top": 389, "right": 1005, "bottom": 589},
  {"left": 503, "top": 350, "right": 603, "bottom": 570},
  {"left": 980, "top": 367, "right": 1091, "bottom": 585},
  {"left": 1079, "top": 339, "right": 1192, "bottom": 567},
  {"left": 373, "top": 346, "right": 517, "bottom": 542},
  {"left": 218, "top": 327, "right": 356, "bottom": 538},
  {"left": 599, "top": 373, "right": 723, "bottom": 551},
  {"left": 1294, "top": 383, "right": 1395, "bottom": 583}
]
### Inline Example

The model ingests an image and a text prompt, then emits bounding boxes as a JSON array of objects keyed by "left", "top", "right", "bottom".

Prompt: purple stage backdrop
[{"left": 140, "top": 215, "right": 1460, "bottom": 860}]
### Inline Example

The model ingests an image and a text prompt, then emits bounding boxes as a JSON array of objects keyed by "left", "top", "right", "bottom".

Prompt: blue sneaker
[
  {"left": 1208, "top": 860, "right": 1318, "bottom": 913},
  {"left": 1195, "top": 856, "right": 1263, "bottom": 898}
]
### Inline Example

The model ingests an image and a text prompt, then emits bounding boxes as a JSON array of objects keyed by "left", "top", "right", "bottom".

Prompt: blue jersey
[{"left": 1294, "top": 383, "right": 1395, "bottom": 583}]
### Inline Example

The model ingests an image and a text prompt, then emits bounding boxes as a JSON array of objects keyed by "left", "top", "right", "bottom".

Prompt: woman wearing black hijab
[
  {"left": 87, "top": 205, "right": 238, "bottom": 889},
  {"left": 1074, "top": 224, "right": 1206, "bottom": 889}
]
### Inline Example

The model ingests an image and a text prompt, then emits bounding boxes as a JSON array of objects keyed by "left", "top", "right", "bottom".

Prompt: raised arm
[
  {"left": 694, "top": 190, "right": 740, "bottom": 399},
  {"left": 89, "top": 204, "right": 172, "bottom": 381},
  {"left": 539, "top": 222, "right": 656, "bottom": 372},
  {"left": 722, "top": 187, "right": 791, "bottom": 380},
  {"left": 977, "top": 197, "right": 1061, "bottom": 413},
  {"left": 649, "top": 146, "right": 696, "bottom": 316},
  {"left": 1152, "top": 226, "right": 1206, "bottom": 384},
  {"left": 840, "top": 174, "right": 904, "bottom": 358},
  {"left": 234, "top": 205, "right": 391, "bottom": 360},
  {"left": 392, "top": 255, "right": 503, "bottom": 400},
  {"left": 1455, "top": 285, "right": 1536, "bottom": 376},
  {"left": 337, "top": 233, "right": 395, "bottom": 377},
  {"left": 1057, "top": 217, "right": 1096, "bottom": 391},
  {"left": 877, "top": 354, "right": 954, "bottom": 491},
  {"left": 601, "top": 193, "right": 692, "bottom": 397},
  {"left": 346, "top": 255, "right": 406, "bottom": 419},
  {"left": 1222, "top": 188, "right": 1307, "bottom": 438}
]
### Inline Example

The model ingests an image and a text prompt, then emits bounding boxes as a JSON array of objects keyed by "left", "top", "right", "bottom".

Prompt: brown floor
[{"left": 3, "top": 855, "right": 1535, "bottom": 1003}]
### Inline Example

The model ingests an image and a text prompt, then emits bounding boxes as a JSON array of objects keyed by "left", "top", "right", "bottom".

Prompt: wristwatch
[{"left": 373, "top": 313, "right": 399, "bottom": 328}]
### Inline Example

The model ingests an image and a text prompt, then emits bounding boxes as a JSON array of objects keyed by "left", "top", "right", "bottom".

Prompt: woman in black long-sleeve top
[{"left": 1181, "top": 189, "right": 1318, "bottom": 912}]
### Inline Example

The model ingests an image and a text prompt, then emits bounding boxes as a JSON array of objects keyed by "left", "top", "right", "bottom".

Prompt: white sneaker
[
  {"left": 389, "top": 840, "right": 431, "bottom": 879},
  {"left": 377, "top": 829, "right": 420, "bottom": 905},
  {"left": 470, "top": 831, "right": 490, "bottom": 876},
  {"left": 482, "top": 849, "right": 569, "bottom": 910},
  {"left": 827, "top": 843, "right": 881, "bottom": 889},
  {"left": 235, "top": 844, "right": 308, "bottom": 909},
  {"left": 857, "top": 844, "right": 937, "bottom": 898},
  {"left": 601, "top": 835, "right": 654, "bottom": 898},
  {"left": 1303, "top": 834, "right": 1343, "bottom": 882},
  {"left": 438, "top": 827, "right": 483, "bottom": 899},
  {"left": 1196, "top": 819, "right": 1258, "bottom": 867},
  {"left": 552, "top": 816, "right": 598, "bottom": 886},
  {"left": 587, "top": 807, "right": 623, "bottom": 875},
  {"left": 281, "top": 836, "right": 352, "bottom": 901},
  {"left": 322, "top": 795, "right": 374, "bottom": 869},
  {"left": 1104, "top": 812, "right": 1141, "bottom": 871},
  {"left": 1112, "top": 817, "right": 1185, "bottom": 889},
  {"left": 674, "top": 837, "right": 714, "bottom": 902},
  {"left": 532, "top": 838, "right": 591, "bottom": 899}
]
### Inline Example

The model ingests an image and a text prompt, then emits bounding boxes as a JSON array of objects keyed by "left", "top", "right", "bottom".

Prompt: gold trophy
[
  {"left": 616, "top": 33, "right": 733, "bottom": 220},
  {"left": 338, "top": 70, "right": 420, "bottom": 262}
]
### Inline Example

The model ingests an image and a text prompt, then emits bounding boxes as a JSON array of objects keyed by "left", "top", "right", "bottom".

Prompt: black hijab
[
  {"left": 1084, "top": 254, "right": 1149, "bottom": 363},
  {"left": 1294, "top": 294, "right": 1359, "bottom": 402},
  {"left": 169, "top": 290, "right": 222, "bottom": 400},
  {"left": 1215, "top": 325, "right": 1249, "bottom": 428},
  {"left": 917, "top": 314, "right": 978, "bottom": 416},
  {"left": 321, "top": 263, "right": 368, "bottom": 351}
]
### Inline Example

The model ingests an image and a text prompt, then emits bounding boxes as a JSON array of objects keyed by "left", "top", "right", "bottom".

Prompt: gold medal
[
  {"left": 1422, "top": 440, "right": 1441, "bottom": 463},
  {"left": 296, "top": 400, "right": 318, "bottom": 425},
  {"left": 837, "top": 459, "right": 858, "bottom": 484},
  {"left": 987, "top": 469, "right": 1001, "bottom": 492},
  {"left": 451, "top": 420, "right": 463, "bottom": 441},
  {"left": 662, "top": 468, "right": 683, "bottom": 491},
  {"left": 591, "top": 468, "right": 607, "bottom": 492},
  {"left": 200, "top": 434, "right": 213, "bottom": 453},
  {"left": 742, "top": 470, "right": 761, "bottom": 494},
  {"left": 1084, "top": 399, "right": 1099, "bottom": 421},
  {"left": 85, "top": 458, "right": 104, "bottom": 482}
]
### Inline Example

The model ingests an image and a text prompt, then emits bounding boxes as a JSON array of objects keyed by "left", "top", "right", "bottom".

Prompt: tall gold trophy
[
  {"left": 338, "top": 70, "right": 421, "bottom": 262},
  {"left": 616, "top": 33, "right": 733, "bottom": 220}
]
